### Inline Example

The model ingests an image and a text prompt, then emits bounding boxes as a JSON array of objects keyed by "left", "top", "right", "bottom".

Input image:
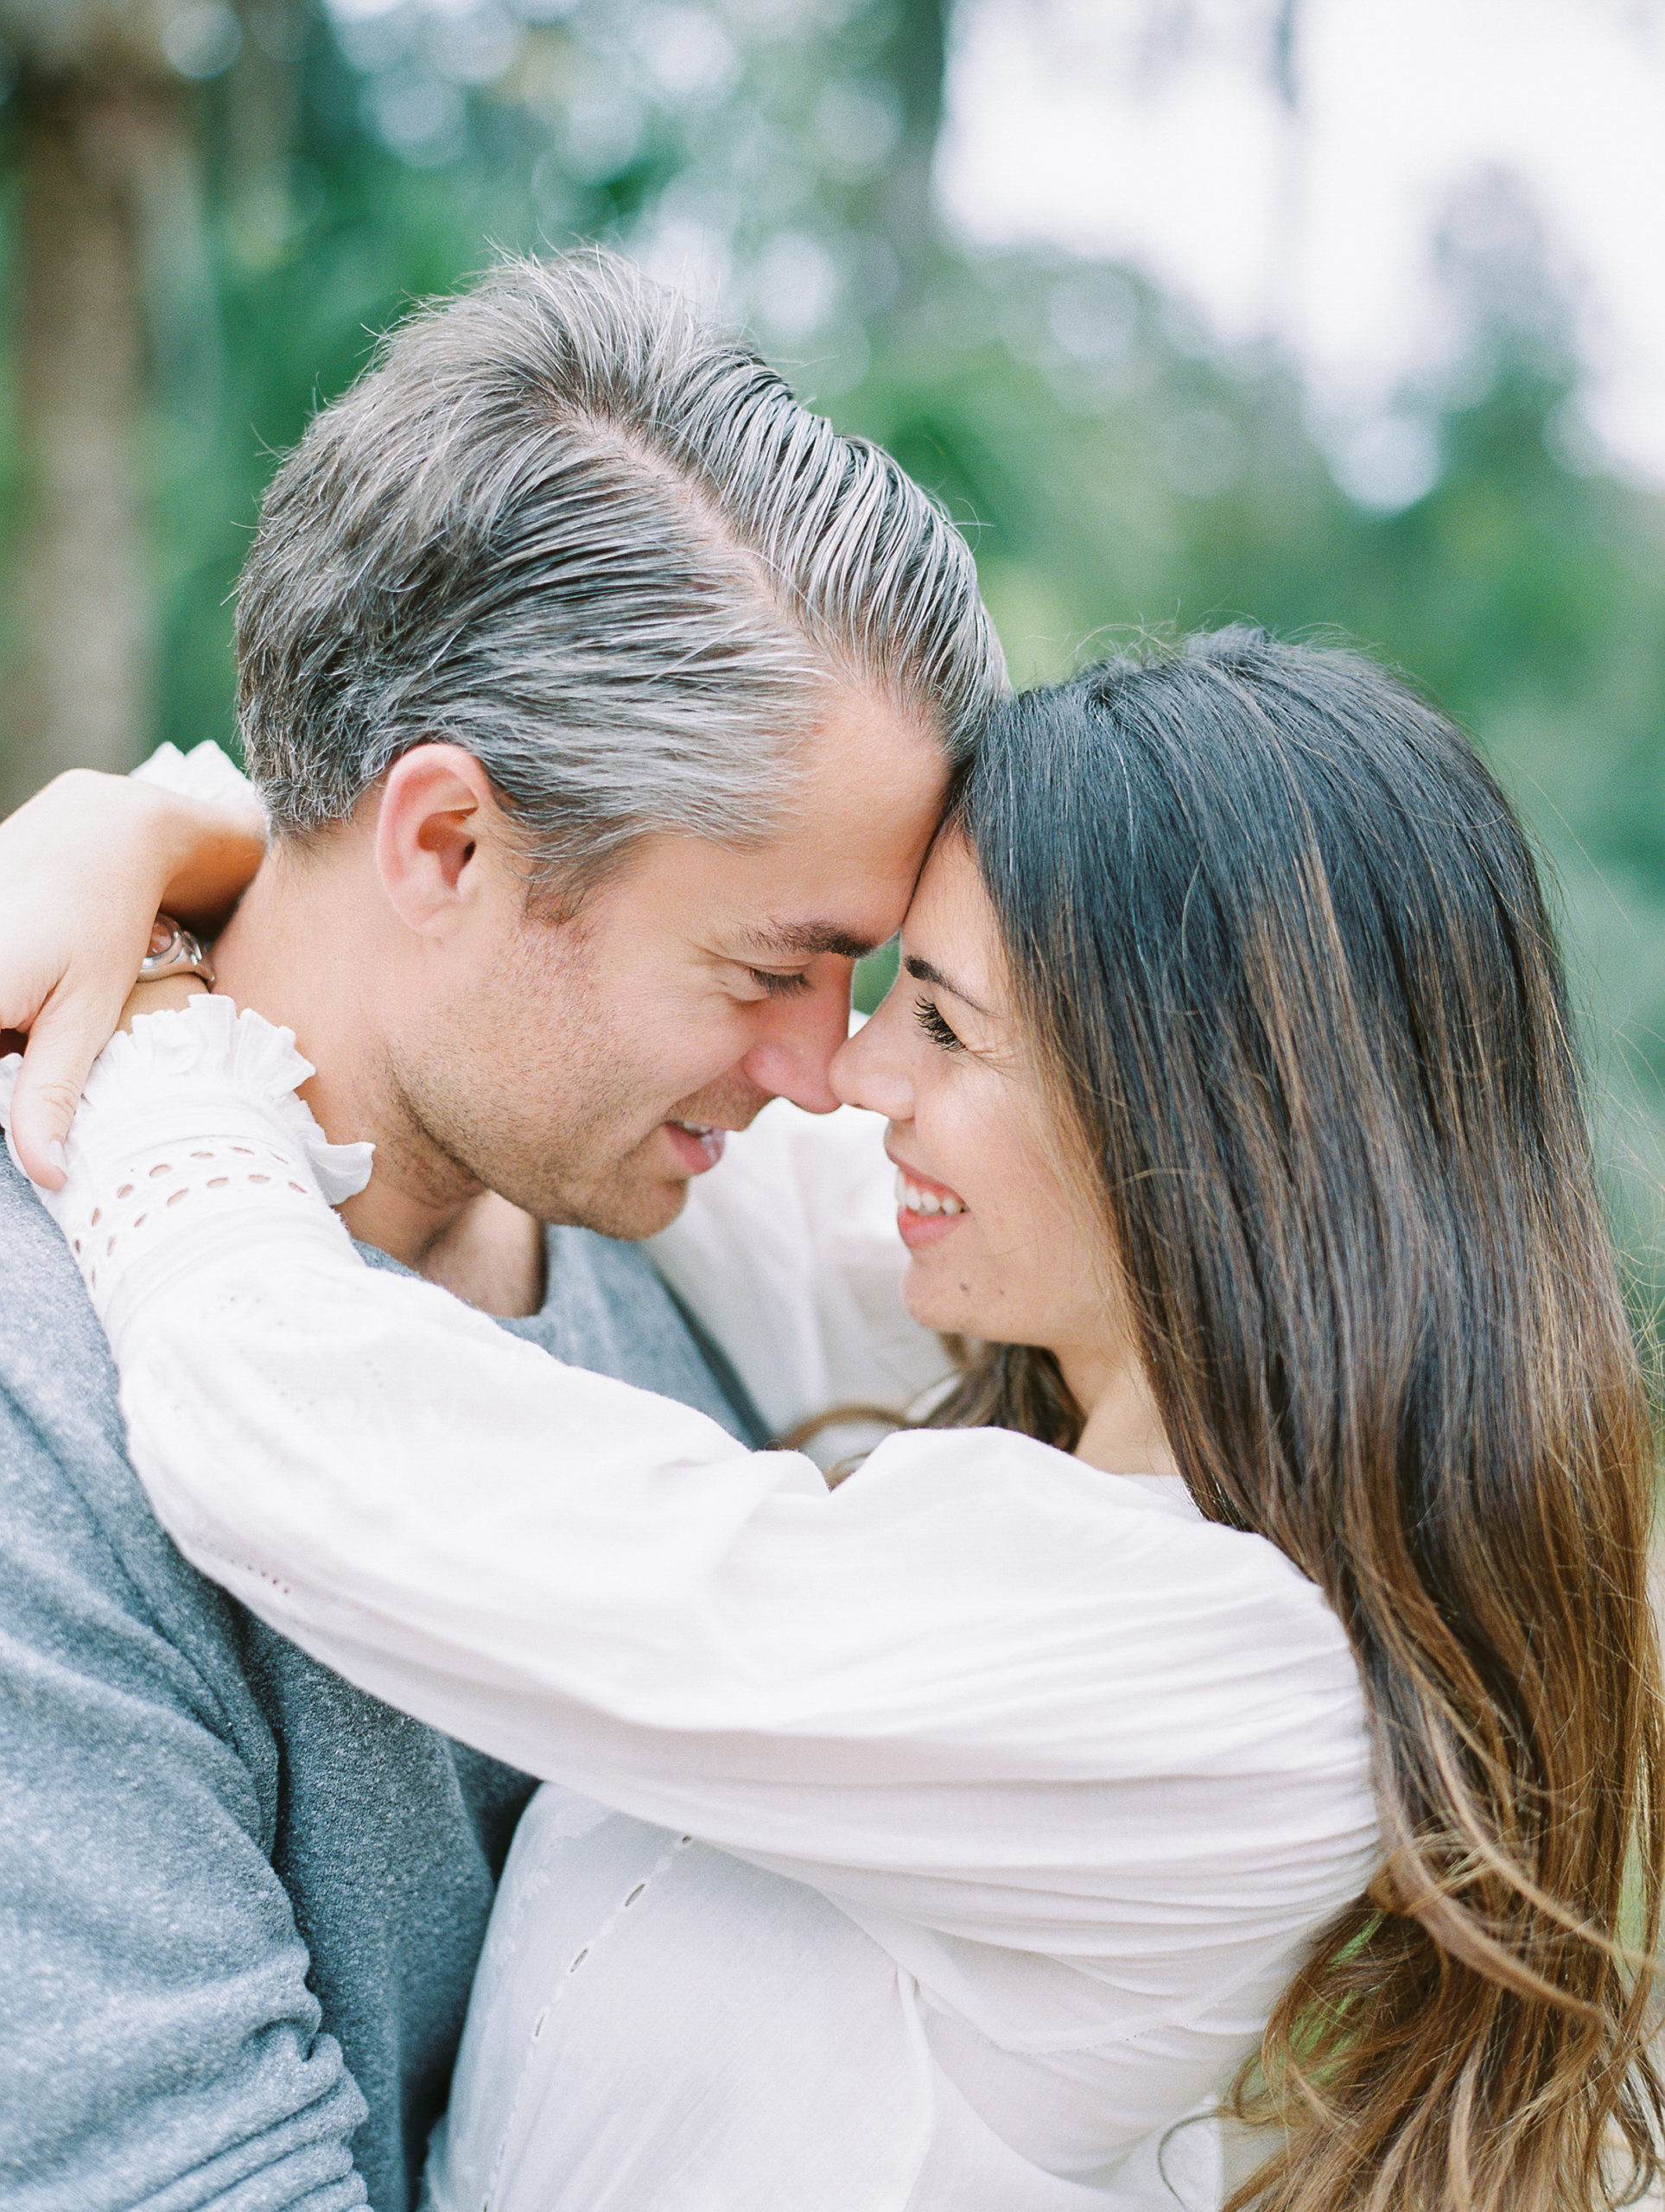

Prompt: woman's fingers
[
  {"left": 0, "top": 764, "right": 266, "bottom": 1188},
  {"left": 6, "top": 982, "right": 133, "bottom": 1188},
  {"left": 0, "top": 768, "right": 210, "bottom": 1187}
]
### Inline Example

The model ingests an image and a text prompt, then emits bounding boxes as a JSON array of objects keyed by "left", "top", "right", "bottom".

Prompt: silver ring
[{"left": 139, "top": 914, "right": 216, "bottom": 992}]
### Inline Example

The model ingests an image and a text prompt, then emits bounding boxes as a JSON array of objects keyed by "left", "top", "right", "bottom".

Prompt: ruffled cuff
[
  {"left": 130, "top": 738, "right": 268, "bottom": 827},
  {"left": 0, "top": 995, "right": 372, "bottom": 1349}
]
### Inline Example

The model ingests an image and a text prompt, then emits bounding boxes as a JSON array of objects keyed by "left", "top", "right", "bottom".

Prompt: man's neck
[{"left": 210, "top": 854, "right": 546, "bottom": 1318}]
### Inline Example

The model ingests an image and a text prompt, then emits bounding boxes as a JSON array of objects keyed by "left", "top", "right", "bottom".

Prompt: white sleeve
[
  {"left": 129, "top": 739, "right": 268, "bottom": 824},
  {"left": 0, "top": 1000, "right": 1376, "bottom": 1967},
  {"left": 646, "top": 1099, "right": 956, "bottom": 1441}
]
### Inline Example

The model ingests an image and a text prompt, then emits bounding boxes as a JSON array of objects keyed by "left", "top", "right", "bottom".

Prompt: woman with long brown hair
[
  {"left": 918, "top": 630, "right": 1665, "bottom": 2206},
  {"left": 4, "top": 628, "right": 1661, "bottom": 2209}
]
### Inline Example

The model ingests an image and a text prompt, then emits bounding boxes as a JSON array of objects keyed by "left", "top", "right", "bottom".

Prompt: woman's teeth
[{"left": 894, "top": 1169, "right": 966, "bottom": 1217}]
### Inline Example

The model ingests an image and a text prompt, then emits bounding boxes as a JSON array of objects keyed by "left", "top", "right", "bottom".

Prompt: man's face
[{"left": 391, "top": 686, "right": 949, "bottom": 1238}]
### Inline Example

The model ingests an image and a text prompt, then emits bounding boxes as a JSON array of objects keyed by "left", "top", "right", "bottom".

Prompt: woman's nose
[{"left": 830, "top": 994, "right": 914, "bottom": 1121}]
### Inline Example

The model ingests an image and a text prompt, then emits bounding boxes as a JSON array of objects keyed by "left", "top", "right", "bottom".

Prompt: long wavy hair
[{"left": 927, "top": 630, "right": 1665, "bottom": 2209}]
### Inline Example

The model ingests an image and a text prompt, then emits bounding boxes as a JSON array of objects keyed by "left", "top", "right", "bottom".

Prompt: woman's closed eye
[{"left": 913, "top": 995, "right": 963, "bottom": 1052}]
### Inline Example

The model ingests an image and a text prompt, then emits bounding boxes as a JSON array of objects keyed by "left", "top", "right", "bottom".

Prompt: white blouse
[{"left": 3, "top": 998, "right": 1382, "bottom": 2211}]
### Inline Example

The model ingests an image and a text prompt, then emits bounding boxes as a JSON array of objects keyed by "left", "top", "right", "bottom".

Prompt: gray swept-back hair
[{"left": 236, "top": 249, "right": 1007, "bottom": 886}]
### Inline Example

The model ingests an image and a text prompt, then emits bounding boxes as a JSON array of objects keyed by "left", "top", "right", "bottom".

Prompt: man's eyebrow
[
  {"left": 903, "top": 951, "right": 991, "bottom": 1015},
  {"left": 739, "top": 921, "right": 880, "bottom": 961}
]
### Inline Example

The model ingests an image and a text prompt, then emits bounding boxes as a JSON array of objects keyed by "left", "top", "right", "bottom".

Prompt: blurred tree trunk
[
  {"left": 0, "top": 3, "right": 310, "bottom": 806},
  {"left": 0, "top": 65, "right": 185, "bottom": 806}
]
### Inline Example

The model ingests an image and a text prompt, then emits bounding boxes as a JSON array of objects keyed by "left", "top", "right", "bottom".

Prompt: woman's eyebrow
[{"left": 903, "top": 952, "right": 991, "bottom": 1016}]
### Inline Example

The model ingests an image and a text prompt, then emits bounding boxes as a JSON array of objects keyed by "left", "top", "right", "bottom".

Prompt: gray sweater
[{"left": 0, "top": 1149, "right": 764, "bottom": 2212}]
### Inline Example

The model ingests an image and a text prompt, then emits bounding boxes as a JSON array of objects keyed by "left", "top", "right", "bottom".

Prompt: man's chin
[
  {"left": 505, "top": 1114, "right": 739, "bottom": 1243},
  {"left": 562, "top": 1166, "right": 693, "bottom": 1244}
]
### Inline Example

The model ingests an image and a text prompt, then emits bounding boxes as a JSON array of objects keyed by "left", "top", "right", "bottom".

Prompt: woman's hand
[{"left": 0, "top": 769, "right": 265, "bottom": 1188}]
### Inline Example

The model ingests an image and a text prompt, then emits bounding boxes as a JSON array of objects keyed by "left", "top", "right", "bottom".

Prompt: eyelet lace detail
[
  {"left": 54, "top": 1135, "right": 325, "bottom": 1274},
  {"left": 0, "top": 995, "right": 373, "bottom": 1328},
  {"left": 498, "top": 1831, "right": 698, "bottom": 2212}
]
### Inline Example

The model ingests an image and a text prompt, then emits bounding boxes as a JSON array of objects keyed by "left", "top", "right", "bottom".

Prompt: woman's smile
[{"left": 889, "top": 1155, "right": 969, "bottom": 1246}]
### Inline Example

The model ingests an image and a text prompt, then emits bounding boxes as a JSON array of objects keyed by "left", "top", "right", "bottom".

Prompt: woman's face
[{"left": 830, "top": 832, "right": 1117, "bottom": 1401}]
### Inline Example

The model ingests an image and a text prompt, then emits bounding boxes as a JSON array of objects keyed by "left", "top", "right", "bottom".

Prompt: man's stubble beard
[
  {"left": 393, "top": 1020, "right": 678, "bottom": 1239},
  {"left": 407, "top": 1058, "right": 772, "bottom": 1241},
  {"left": 383, "top": 944, "right": 771, "bottom": 1243}
]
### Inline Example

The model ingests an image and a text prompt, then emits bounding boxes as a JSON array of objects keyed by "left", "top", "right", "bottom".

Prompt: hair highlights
[{"left": 235, "top": 249, "right": 1005, "bottom": 887}]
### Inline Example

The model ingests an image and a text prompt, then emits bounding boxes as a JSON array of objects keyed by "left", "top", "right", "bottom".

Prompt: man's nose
[{"left": 740, "top": 970, "right": 854, "bottom": 1114}]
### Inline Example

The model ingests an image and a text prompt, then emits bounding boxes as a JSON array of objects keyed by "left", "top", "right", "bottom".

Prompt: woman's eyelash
[
  {"left": 913, "top": 995, "right": 963, "bottom": 1051},
  {"left": 747, "top": 967, "right": 812, "bottom": 998}
]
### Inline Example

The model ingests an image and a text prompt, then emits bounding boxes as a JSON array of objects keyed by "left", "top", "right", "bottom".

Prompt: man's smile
[{"left": 664, "top": 1119, "right": 728, "bottom": 1173}]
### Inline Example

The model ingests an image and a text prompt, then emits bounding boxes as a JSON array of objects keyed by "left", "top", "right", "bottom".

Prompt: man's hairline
[{"left": 256, "top": 667, "right": 955, "bottom": 917}]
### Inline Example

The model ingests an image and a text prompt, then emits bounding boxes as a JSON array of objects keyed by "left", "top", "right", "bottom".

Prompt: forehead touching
[{"left": 699, "top": 682, "right": 951, "bottom": 951}]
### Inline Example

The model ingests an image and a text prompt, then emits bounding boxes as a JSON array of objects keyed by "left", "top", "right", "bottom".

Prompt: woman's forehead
[{"left": 903, "top": 830, "right": 999, "bottom": 989}]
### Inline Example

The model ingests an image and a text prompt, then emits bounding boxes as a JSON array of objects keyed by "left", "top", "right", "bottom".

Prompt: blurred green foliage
[{"left": 4, "top": 0, "right": 1665, "bottom": 1292}]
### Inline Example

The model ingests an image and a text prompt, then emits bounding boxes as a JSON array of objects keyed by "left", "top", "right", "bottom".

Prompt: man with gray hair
[{"left": 0, "top": 251, "right": 1004, "bottom": 2210}]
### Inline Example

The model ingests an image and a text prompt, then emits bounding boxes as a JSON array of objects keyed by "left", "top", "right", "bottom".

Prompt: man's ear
[{"left": 373, "top": 745, "right": 508, "bottom": 935}]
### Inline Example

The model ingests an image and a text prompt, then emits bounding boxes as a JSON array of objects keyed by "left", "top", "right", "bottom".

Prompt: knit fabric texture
[{"left": 0, "top": 1145, "right": 760, "bottom": 2212}]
